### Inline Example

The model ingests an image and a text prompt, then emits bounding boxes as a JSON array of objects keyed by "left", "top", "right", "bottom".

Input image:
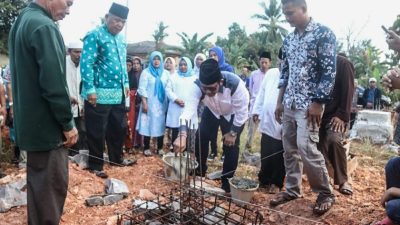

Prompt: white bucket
[
  {"left": 162, "top": 155, "right": 198, "bottom": 181},
  {"left": 229, "top": 178, "right": 259, "bottom": 205}
]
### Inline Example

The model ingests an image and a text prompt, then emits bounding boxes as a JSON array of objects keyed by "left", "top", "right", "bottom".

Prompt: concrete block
[
  {"left": 105, "top": 178, "right": 129, "bottom": 197},
  {"left": 351, "top": 110, "right": 393, "bottom": 144},
  {"left": 85, "top": 195, "right": 104, "bottom": 207},
  {"left": 103, "top": 194, "right": 124, "bottom": 205}
]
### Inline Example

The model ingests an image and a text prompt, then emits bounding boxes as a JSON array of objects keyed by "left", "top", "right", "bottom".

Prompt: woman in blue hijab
[
  {"left": 209, "top": 46, "right": 235, "bottom": 73},
  {"left": 137, "top": 51, "right": 169, "bottom": 156}
]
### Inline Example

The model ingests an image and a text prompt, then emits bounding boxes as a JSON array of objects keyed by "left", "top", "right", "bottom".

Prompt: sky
[{"left": 59, "top": 0, "right": 399, "bottom": 54}]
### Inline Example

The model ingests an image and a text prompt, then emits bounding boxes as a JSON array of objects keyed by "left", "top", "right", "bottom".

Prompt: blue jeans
[{"left": 385, "top": 157, "right": 400, "bottom": 224}]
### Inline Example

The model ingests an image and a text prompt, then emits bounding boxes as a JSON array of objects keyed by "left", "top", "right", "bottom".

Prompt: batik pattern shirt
[
  {"left": 279, "top": 19, "right": 336, "bottom": 109},
  {"left": 80, "top": 25, "right": 129, "bottom": 104}
]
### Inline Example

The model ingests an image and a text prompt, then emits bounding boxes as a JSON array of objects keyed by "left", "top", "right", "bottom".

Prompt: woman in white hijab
[{"left": 193, "top": 53, "right": 206, "bottom": 77}]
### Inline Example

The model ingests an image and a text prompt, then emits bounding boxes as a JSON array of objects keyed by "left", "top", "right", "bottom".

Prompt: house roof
[{"left": 127, "top": 41, "right": 182, "bottom": 56}]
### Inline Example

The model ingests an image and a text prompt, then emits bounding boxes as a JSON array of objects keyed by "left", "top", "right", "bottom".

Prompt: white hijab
[{"left": 193, "top": 53, "right": 207, "bottom": 76}]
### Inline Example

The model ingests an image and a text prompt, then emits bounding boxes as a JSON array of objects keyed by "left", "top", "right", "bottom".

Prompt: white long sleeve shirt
[
  {"left": 66, "top": 56, "right": 83, "bottom": 118},
  {"left": 248, "top": 69, "right": 266, "bottom": 113},
  {"left": 180, "top": 71, "right": 249, "bottom": 132},
  {"left": 252, "top": 68, "right": 282, "bottom": 140}
]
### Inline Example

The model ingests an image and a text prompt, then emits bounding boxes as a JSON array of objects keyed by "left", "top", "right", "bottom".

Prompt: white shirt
[
  {"left": 180, "top": 71, "right": 249, "bottom": 131},
  {"left": 248, "top": 69, "right": 266, "bottom": 113},
  {"left": 66, "top": 56, "right": 83, "bottom": 118},
  {"left": 165, "top": 73, "right": 198, "bottom": 129},
  {"left": 252, "top": 68, "right": 282, "bottom": 140}
]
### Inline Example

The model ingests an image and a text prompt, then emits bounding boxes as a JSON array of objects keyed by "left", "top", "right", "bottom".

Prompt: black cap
[
  {"left": 199, "top": 59, "right": 222, "bottom": 85},
  {"left": 259, "top": 51, "right": 271, "bottom": 60},
  {"left": 109, "top": 2, "right": 129, "bottom": 19}
]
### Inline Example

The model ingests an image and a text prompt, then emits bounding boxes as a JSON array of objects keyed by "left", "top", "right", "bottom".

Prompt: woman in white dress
[
  {"left": 165, "top": 57, "right": 199, "bottom": 145},
  {"left": 136, "top": 51, "right": 168, "bottom": 156}
]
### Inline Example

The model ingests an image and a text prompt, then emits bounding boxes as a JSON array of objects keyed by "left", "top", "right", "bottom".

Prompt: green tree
[
  {"left": 216, "top": 23, "right": 251, "bottom": 70},
  {"left": 348, "top": 40, "right": 385, "bottom": 81},
  {"left": 152, "top": 22, "right": 169, "bottom": 51},
  {"left": 177, "top": 32, "right": 213, "bottom": 59},
  {"left": 0, "top": 0, "right": 29, "bottom": 54},
  {"left": 252, "top": 0, "right": 288, "bottom": 51}
]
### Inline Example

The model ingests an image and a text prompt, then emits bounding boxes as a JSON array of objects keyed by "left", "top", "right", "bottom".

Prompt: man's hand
[
  {"left": 70, "top": 97, "right": 78, "bottom": 105},
  {"left": 382, "top": 68, "right": 400, "bottom": 90},
  {"left": 175, "top": 99, "right": 185, "bottom": 107},
  {"left": 87, "top": 93, "right": 97, "bottom": 107},
  {"left": 0, "top": 107, "right": 6, "bottom": 127},
  {"left": 173, "top": 132, "right": 187, "bottom": 152},
  {"left": 330, "top": 117, "right": 346, "bottom": 133},
  {"left": 0, "top": 106, "right": 6, "bottom": 118},
  {"left": 252, "top": 114, "right": 259, "bottom": 123},
  {"left": 386, "top": 30, "right": 400, "bottom": 53},
  {"left": 63, "top": 127, "right": 78, "bottom": 148},
  {"left": 275, "top": 102, "right": 284, "bottom": 124},
  {"left": 381, "top": 187, "right": 395, "bottom": 208},
  {"left": 125, "top": 88, "right": 130, "bottom": 99},
  {"left": 223, "top": 133, "right": 236, "bottom": 146},
  {"left": 381, "top": 187, "right": 400, "bottom": 208},
  {"left": 307, "top": 102, "right": 324, "bottom": 130}
]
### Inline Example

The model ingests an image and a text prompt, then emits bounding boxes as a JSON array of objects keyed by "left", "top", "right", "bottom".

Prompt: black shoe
[{"left": 221, "top": 179, "right": 231, "bottom": 193}]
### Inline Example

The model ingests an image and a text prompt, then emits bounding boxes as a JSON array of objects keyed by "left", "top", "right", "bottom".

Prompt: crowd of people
[{"left": 2, "top": 0, "right": 400, "bottom": 224}]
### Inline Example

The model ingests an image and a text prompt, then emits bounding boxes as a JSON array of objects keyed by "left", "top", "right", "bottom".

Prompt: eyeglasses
[{"left": 200, "top": 85, "right": 218, "bottom": 92}]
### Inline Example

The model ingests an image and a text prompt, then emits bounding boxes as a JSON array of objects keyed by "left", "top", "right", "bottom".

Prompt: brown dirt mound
[{"left": 1, "top": 152, "right": 387, "bottom": 225}]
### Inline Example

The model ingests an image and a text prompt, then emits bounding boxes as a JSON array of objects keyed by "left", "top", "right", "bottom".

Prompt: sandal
[
  {"left": 270, "top": 192, "right": 297, "bottom": 207},
  {"left": 339, "top": 182, "right": 353, "bottom": 195},
  {"left": 121, "top": 159, "right": 137, "bottom": 166},
  {"left": 91, "top": 170, "right": 108, "bottom": 179},
  {"left": 313, "top": 195, "right": 335, "bottom": 215},
  {"left": 143, "top": 149, "right": 153, "bottom": 157}
]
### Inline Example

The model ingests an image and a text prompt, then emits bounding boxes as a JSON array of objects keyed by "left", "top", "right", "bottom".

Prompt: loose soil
[{"left": 0, "top": 143, "right": 390, "bottom": 225}]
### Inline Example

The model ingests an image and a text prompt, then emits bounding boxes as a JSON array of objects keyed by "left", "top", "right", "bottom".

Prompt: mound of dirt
[{"left": 1, "top": 152, "right": 387, "bottom": 225}]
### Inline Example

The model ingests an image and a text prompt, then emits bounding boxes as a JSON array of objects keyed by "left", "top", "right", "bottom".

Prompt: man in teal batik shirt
[{"left": 81, "top": 2, "right": 134, "bottom": 178}]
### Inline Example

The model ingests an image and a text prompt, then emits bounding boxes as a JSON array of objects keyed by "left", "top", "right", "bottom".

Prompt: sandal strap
[{"left": 316, "top": 195, "right": 335, "bottom": 204}]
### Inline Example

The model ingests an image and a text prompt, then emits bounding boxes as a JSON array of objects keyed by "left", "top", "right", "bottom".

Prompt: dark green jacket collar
[{"left": 29, "top": 2, "right": 53, "bottom": 20}]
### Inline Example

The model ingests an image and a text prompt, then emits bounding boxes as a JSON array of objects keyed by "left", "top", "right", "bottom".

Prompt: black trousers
[
  {"left": 71, "top": 117, "right": 88, "bottom": 151},
  {"left": 27, "top": 147, "right": 68, "bottom": 225},
  {"left": 258, "top": 133, "right": 285, "bottom": 188},
  {"left": 196, "top": 107, "right": 244, "bottom": 192},
  {"left": 143, "top": 136, "right": 164, "bottom": 150},
  {"left": 85, "top": 101, "right": 127, "bottom": 171}
]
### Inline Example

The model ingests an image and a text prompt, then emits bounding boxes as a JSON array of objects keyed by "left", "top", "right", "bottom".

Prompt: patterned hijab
[
  {"left": 147, "top": 51, "right": 165, "bottom": 103},
  {"left": 177, "top": 57, "right": 194, "bottom": 77}
]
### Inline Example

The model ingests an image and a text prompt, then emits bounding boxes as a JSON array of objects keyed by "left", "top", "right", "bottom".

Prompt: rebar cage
[{"left": 117, "top": 187, "right": 264, "bottom": 225}]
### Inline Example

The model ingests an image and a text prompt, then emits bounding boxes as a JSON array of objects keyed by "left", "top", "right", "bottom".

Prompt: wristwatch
[{"left": 229, "top": 130, "right": 237, "bottom": 137}]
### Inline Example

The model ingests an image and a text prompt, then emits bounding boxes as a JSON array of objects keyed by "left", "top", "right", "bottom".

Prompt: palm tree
[
  {"left": 177, "top": 32, "right": 213, "bottom": 59},
  {"left": 252, "top": 0, "right": 288, "bottom": 47},
  {"left": 152, "top": 22, "right": 169, "bottom": 51}
]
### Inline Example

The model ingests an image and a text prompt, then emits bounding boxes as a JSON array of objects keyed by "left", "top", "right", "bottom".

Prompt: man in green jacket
[
  {"left": 8, "top": 0, "right": 78, "bottom": 224},
  {"left": 80, "top": 3, "right": 133, "bottom": 178}
]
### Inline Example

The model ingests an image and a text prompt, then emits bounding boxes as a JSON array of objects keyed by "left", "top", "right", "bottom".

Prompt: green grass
[
  {"left": 206, "top": 123, "right": 262, "bottom": 180},
  {"left": 350, "top": 140, "right": 398, "bottom": 167}
]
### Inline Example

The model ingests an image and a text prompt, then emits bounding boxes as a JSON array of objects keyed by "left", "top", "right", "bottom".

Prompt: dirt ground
[{"left": 0, "top": 142, "right": 391, "bottom": 225}]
